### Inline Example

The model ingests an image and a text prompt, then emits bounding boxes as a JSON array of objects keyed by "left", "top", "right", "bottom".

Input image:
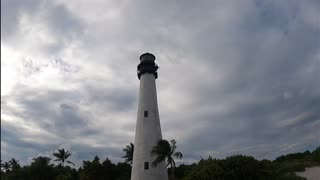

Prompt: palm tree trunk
[
  {"left": 171, "top": 161, "right": 176, "bottom": 180},
  {"left": 171, "top": 168, "right": 175, "bottom": 180}
]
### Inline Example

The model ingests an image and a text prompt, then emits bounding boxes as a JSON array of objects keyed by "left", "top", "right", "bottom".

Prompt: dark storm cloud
[
  {"left": 184, "top": 94, "right": 320, "bottom": 159},
  {"left": 1, "top": 81, "right": 134, "bottom": 164},
  {"left": 1, "top": 0, "right": 40, "bottom": 39},
  {"left": 153, "top": 0, "right": 319, "bottom": 160},
  {"left": 46, "top": 3, "right": 83, "bottom": 39},
  {"left": 1, "top": 120, "right": 58, "bottom": 163},
  {"left": 1, "top": 0, "right": 320, "bottom": 166},
  {"left": 2, "top": 84, "right": 99, "bottom": 136},
  {"left": 83, "top": 85, "right": 137, "bottom": 111},
  {"left": 1, "top": 124, "right": 56, "bottom": 152},
  {"left": 1, "top": 0, "right": 84, "bottom": 55},
  {"left": 174, "top": 31, "right": 320, "bottom": 159}
]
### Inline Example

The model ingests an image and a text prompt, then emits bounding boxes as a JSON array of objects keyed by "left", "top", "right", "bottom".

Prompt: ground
[{"left": 296, "top": 167, "right": 320, "bottom": 180}]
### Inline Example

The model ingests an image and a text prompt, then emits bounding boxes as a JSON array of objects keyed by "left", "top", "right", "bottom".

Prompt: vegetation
[
  {"left": 1, "top": 145, "right": 319, "bottom": 180},
  {"left": 122, "top": 143, "right": 134, "bottom": 165},
  {"left": 78, "top": 156, "right": 131, "bottom": 180},
  {"left": 179, "top": 146, "right": 320, "bottom": 180},
  {"left": 53, "top": 149, "right": 75, "bottom": 167},
  {"left": 151, "top": 139, "right": 183, "bottom": 180}
]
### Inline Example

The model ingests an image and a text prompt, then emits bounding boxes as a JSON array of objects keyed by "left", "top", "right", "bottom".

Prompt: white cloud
[{"left": 1, "top": 0, "right": 319, "bottom": 165}]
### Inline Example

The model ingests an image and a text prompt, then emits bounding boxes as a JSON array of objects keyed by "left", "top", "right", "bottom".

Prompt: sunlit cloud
[{"left": 1, "top": 0, "right": 319, "bottom": 167}]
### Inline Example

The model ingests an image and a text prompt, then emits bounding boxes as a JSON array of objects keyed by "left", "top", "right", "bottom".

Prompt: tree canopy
[
  {"left": 1, "top": 145, "right": 319, "bottom": 180},
  {"left": 122, "top": 143, "right": 134, "bottom": 164},
  {"left": 53, "top": 148, "right": 75, "bottom": 166}
]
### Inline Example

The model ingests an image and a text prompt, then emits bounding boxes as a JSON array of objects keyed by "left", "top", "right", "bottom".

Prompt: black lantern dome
[
  {"left": 140, "top": 53, "right": 156, "bottom": 61},
  {"left": 137, "top": 53, "right": 158, "bottom": 79}
]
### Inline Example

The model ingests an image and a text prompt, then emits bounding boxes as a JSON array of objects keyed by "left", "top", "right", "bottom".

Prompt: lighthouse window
[
  {"left": 144, "top": 111, "right": 148, "bottom": 117},
  {"left": 144, "top": 162, "right": 149, "bottom": 170}
]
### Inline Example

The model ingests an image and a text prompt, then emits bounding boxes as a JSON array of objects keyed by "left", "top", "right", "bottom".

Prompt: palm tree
[
  {"left": 122, "top": 143, "right": 134, "bottom": 164},
  {"left": 1, "top": 161, "right": 11, "bottom": 172},
  {"left": 9, "top": 158, "right": 20, "bottom": 170},
  {"left": 31, "top": 156, "right": 52, "bottom": 167},
  {"left": 151, "top": 139, "right": 183, "bottom": 180},
  {"left": 53, "top": 148, "right": 75, "bottom": 166},
  {"left": 0, "top": 160, "right": 3, "bottom": 173}
]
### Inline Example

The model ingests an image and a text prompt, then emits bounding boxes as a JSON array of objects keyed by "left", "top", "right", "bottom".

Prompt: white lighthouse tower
[{"left": 131, "top": 53, "right": 168, "bottom": 180}]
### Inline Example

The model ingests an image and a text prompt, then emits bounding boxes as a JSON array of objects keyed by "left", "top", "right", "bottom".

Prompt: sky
[{"left": 1, "top": 0, "right": 320, "bottom": 167}]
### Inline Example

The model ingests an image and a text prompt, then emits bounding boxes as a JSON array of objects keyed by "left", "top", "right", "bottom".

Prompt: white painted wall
[{"left": 131, "top": 73, "right": 168, "bottom": 180}]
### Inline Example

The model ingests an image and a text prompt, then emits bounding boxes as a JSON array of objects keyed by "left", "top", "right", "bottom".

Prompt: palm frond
[
  {"left": 170, "top": 139, "right": 177, "bottom": 154},
  {"left": 53, "top": 152, "right": 61, "bottom": 158},
  {"left": 173, "top": 152, "right": 183, "bottom": 159},
  {"left": 151, "top": 139, "right": 171, "bottom": 167},
  {"left": 52, "top": 148, "right": 74, "bottom": 166},
  {"left": 58, "top": 149, "right": 65, "bottom": 154},
  {"left": 67, "top": 160, "right": 75, "bottom": 166},
  {"left": 65, "top": 153, "right": 71, "bottom": 159},
  {"left": 122, "top": 143, "right": 134, "bottom": 164},
  {"left": 151, "top": 140, "right": 171, "bottom": 155},
  {"left": 152, "top": 154, "right": 166, "bottom": 167}
]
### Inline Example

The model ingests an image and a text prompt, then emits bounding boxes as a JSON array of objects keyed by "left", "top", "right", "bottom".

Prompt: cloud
[
  {"left": 1, "top": 0, "right": 320, "bottom": 167},
  {"left": 1, "top": 0, "right": 84, "bottom": 57}
]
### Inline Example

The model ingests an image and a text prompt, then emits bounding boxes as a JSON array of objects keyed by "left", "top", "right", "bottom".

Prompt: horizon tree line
[{"left": 1, "top": 141, "right": 319, "bottom": 180}]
